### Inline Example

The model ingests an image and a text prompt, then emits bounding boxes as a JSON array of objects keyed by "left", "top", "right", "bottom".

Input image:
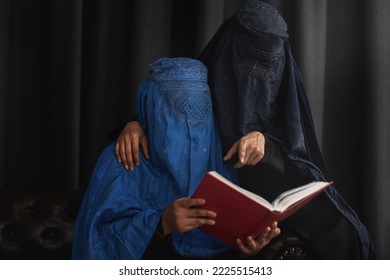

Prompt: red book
[{"left": 191, "top": 171, "right": 332, "bottom": 248}]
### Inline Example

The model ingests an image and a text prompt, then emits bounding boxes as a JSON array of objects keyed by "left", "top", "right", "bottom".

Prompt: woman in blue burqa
[
  {"left": 72, "top": 57, "right": 281, "bottom": 259},
  {"left": 115, "top": 0, "right": 376, "bottom": 259}
]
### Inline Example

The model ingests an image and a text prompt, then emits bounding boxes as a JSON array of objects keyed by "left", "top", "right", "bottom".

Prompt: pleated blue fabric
[{"left": 72, "top": 57, "right": 238, "bottom": 259}]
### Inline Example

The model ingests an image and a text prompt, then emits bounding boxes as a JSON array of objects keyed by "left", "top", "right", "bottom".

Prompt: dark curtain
[{"left": 0, "top": 0, "right": 389, "bottom": 259}]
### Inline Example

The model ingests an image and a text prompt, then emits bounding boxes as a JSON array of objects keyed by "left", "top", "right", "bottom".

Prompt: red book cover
[{"left": 191, "top": 171, "right": 332, "bottom": 248}]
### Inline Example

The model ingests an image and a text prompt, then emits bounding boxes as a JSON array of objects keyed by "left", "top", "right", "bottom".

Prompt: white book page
[
  {"left": 271, "top": 181, "right": 329, "bottom": 212},
  {"left": 209, "top": 171, "right": 274, "bottom": 210}
]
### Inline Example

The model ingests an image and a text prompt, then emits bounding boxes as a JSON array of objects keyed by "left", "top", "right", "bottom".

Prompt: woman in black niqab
[{"left": 198, "top": 0, "right": 376, "bottom": 259}]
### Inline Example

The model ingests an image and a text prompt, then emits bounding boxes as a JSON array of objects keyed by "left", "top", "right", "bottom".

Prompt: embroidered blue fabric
[{"left": 71, "top": 57, "right": 239, "bottom": 259}]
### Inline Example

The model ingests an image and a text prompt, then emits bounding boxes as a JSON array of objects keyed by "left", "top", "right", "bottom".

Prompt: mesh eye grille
[{"left": 165, "top": 89, "right": 212, "bottom": 123}]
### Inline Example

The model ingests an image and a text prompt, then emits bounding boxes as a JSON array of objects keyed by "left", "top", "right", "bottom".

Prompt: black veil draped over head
[{"left": 199, "top": 0, "right": 375, "bottom": 259}]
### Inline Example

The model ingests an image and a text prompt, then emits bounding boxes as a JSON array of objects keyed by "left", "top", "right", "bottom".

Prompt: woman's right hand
[
  {"left": 115, "top": 121, "right": 149, "bottom": 171},
  {"left": 161, "top": 197, "right": 217, "bottom": 236}
]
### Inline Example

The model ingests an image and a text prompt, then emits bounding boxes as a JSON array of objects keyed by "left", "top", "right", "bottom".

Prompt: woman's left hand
[
  {"left": 236, "top": 221, "right": 281, "bottom": 257},
  {"left": 223, "top": 131, "right": 266, "bottom": 168}
]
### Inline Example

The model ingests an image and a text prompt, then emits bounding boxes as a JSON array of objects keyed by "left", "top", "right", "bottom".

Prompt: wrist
[{"left": 161, "top": 211, "right": 171, "bottom": 236}]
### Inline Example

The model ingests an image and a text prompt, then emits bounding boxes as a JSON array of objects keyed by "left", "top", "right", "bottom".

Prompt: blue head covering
[
  {"left": 72, "top": 57, "right": 238, "bottom": 259},
  {"left": 199, "top": 0, "right": 375, "bottom": 258}
]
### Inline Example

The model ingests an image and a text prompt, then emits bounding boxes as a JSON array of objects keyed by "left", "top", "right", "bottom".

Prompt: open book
[{"left": 191, "top": 171, "right": 332, "bottom": 248}]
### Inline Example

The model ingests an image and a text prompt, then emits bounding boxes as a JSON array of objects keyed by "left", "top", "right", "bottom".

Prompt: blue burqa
[{"left": 72, "top": 58, "right": 238, "bottom": 259}]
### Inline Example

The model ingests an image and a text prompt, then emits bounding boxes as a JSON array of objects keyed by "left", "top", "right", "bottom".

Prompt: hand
[
  {"left": 162, "top": 197, "right": 217, "bottom": 236},
  {"left": 115, "top": 121, "right": 149, "bottom": 171},
  {"left": 236, "top": 221, "right": 281, "bottom": 257},
  {"left": 223, "top": 131, "right": 266, "bottom": 168}
]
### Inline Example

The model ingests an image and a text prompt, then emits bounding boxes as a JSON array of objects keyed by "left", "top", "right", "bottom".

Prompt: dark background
[{"left": 1, "top": 0, "right": 389, "bottom": 259}]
